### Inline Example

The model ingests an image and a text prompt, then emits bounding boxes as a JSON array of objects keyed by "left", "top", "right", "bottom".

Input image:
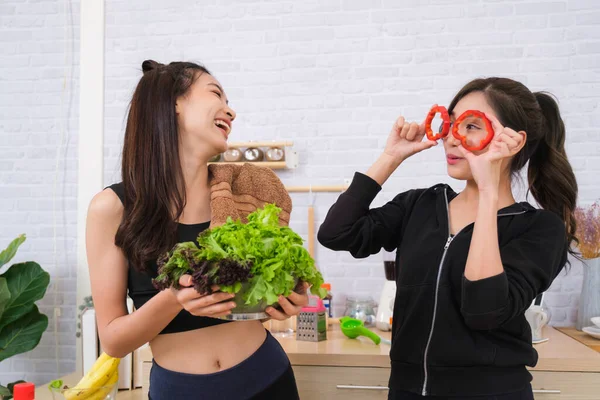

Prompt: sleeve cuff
[
  {"left": 461, "top": 272, "right": 509, "bottom": 316},
  {"left": 344, "top": 172, "right": 382, "bottom": 206}
]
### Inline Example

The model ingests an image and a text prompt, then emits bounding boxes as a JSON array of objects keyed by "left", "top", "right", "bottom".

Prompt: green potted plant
[{"left": 0, "top": 234, "right": 50, "bottom": 399}]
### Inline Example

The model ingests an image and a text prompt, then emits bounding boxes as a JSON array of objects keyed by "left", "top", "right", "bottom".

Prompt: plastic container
[
  {"left": 13, "top": 382, "right": 35, "bottom": 400},
  {"left": 48, "top": 383, "right": 118, "bottom": 400},
  {"left": 344, "top": 296, "right": 377, "bottom": 327},
  {"left": 321, "top": 283, "right": 333, "bottom": 318},
  {"left": 268, "top": 317, "right": 295, "bottom": 337}
]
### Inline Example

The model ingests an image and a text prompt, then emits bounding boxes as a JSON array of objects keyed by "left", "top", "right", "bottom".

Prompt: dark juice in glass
[{"left": 384, "top": 261, "right": 395, "bottom": 281}]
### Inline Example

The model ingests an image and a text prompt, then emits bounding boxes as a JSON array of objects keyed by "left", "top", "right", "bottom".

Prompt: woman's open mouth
[{"left": 215, "top": 119, "right": 231, "bottom": 138}]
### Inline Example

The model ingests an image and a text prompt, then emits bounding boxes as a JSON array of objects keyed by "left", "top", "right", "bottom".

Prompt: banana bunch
[{"left": 63, "top": 353, "right": 120, "bottom": 400}]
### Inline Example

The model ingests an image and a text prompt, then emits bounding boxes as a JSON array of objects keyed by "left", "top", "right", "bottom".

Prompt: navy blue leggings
[{"left": 149, "top": 330, "right": 299, "bottom": 400}]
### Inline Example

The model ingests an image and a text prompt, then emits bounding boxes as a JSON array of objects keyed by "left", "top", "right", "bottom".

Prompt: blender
[{"left": 376, "top": 249, "right": 397, "bottom": 331}]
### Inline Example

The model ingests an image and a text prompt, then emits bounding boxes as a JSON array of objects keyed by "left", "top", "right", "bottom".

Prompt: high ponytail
[
  {"left": 448, "top": 78, "right": 579, "bottom": 259},
  {"left": 528, "top": 92, "right": 579, "bottom": 256}
]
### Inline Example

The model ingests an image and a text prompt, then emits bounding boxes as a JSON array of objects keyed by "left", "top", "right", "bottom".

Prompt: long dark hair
[
  {"left": 448, "top": 77, "right": 579, "bottom": 257},
  {"left": 115, "top": 60, "right": 211, "bottom": 272}
]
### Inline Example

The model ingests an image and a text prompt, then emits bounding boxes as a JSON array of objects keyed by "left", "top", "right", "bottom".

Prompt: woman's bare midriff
[{"left": 149, "top": 320, "right": 268, "bottom": 374}]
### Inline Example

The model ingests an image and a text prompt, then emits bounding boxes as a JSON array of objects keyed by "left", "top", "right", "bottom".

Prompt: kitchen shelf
[
  {"left": 208, "top": 161, "right": 288, "bottom": 169},
  {"left": 227, "top": 141, "right": 294, "bottom": 148},
  {"left": 286, "top": 185, "right": 348, "bottom": 192},
  {"left": 210, "top": 140, "right": 298, "bottom": 169}
]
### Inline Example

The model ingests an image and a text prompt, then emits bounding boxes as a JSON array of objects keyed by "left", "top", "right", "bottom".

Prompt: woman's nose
[
  {"left": 226, "top": 106, "right": 236, "bottom": 121},
  {"left": 444, "top": 131, "right": 459, "bottom": 146}
]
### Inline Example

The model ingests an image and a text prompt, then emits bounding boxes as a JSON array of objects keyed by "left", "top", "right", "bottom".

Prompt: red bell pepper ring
[
  {"left": 451, "top": 110, "right": 494, "bottom": 152},
  {"left": 424, "top": 105, "right": 450, "bottom": 141}
]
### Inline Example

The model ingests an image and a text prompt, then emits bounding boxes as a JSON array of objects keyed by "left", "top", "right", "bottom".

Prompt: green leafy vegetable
[
  {"left": 153, "top": 204, "right": 327, "bottom": 306},
  {"left": 48, "top": 379, "right": 63, "bottom": 389}
]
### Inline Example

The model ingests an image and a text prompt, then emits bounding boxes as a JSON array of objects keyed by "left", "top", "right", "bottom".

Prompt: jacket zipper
[{"left": 420, "top": 188, "right": 526, "bottom": 396}]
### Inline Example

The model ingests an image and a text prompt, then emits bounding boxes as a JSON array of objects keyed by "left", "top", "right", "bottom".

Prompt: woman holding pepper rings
[{"left": 318, "top": 77, "right": 579, "bottom": 400}]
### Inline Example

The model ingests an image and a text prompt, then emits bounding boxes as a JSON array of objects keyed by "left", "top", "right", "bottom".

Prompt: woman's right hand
[
  {"left": 383, "top": 115, "right": 437, "bottom": 163},
  {"left": 171, "top": 274, "right": 237, "bottom": 317}
]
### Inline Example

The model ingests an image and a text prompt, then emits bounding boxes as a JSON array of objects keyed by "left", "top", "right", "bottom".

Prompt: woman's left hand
[
  {"left": 457, "top": 113, "right": 526, "bottom": 193},
  {"left": 265, "top": 282, "right": 310, "bottom": 320}
]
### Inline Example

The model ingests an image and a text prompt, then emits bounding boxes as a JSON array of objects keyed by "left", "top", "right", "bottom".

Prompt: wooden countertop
[
  {"left": 275, "top": 325, "right": 600, "bottom": 372},
  {"left": 34, "top": 326, "right": 600, "bottom": 399},
  {"left": 556, "top": 326, "right": 600, "bottom": 353},
  {"left": 276, "top": 326, "right": 392, "bottom": 368},
  {"left": 531, "top": 326, "right": 600, "bottom": 372}
]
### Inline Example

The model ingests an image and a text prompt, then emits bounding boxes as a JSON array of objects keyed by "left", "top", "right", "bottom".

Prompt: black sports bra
[{"left": 107, "top": 183, "right": 231, "bottom": 334}]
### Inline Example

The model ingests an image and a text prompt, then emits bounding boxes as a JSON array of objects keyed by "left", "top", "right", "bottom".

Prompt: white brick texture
[
  {"left": 0, "top": 0, "right": 80, "bottom": 386},
  {"left": 2, "top": 0, "right": 599, "bottom": 385}
]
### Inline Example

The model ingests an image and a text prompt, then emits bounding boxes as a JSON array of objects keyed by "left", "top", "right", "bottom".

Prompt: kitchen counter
[
  {"left": 557, "top": 326, "right": 600, "bottom": 353},
  {"left": 35, "top": 326, "right": 600, "bottom": 400},
  {"left": 275, "top": 326, "right": 392, "bottom": 368},
  {"left": 277, "top": 325, "right": 600, "bottom": 399},
  {"left": 276, "top": 325, "right": 600, "bottom": 372},
  {"left": 527, "top": 326, "right": 600, "bottom": 372}
]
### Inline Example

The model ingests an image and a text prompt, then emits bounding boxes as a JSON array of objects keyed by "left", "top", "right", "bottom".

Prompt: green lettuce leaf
[{"left": 155, "top": 204, "right": 326, "bottom": 306}]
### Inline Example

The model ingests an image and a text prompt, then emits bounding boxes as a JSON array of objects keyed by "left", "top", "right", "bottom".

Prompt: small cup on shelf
[
  {"left": 265, "top": 147, "right": 285, "bottom": 162},
  {"left": 244, "top": 147, "right": 264, "bottom": 162},
  {"left": 223, "top": 148, "right": 243, "bottom": 162}
]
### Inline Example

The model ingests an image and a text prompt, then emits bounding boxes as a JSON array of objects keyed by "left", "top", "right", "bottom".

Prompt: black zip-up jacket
[{"left": 317, "top": 172, "right": 568, "bottom": 397}]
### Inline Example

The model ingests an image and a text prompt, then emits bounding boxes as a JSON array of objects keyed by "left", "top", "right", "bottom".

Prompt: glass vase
[{"left": 576, "top": 257, "right": 600, "bottom": 330}]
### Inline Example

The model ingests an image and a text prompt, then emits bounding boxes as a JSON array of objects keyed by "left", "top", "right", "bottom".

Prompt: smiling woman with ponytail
[{"left": 318, "top": 77, "right": 579, "bottom": 400}]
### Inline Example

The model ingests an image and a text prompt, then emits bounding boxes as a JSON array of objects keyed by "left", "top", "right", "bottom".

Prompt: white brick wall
[
  {"left": 2, "top": 0, "right": 599, "bottom": 385},
  {"left": 0, "top": 0, "right": 80, "bottom": 385}
]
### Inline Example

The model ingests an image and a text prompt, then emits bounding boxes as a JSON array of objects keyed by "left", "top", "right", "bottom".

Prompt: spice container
[
  {"left": 344, "top": 296, "right": 376, "bottom": 327},
  {"left": 265, "top": 147, "right": 284, "bottom": 162},
  {"left": 223, "top": 148, "right": 243, "bottom": 162},
  {"left": 321, "top": 283, "right": 332, "bottom": 318},
  {"left": 268, "top": 318, "right": 295, "bottom": 337},
  {"left": 244, "top": 147, "right": 264, "bottom": 161}
]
